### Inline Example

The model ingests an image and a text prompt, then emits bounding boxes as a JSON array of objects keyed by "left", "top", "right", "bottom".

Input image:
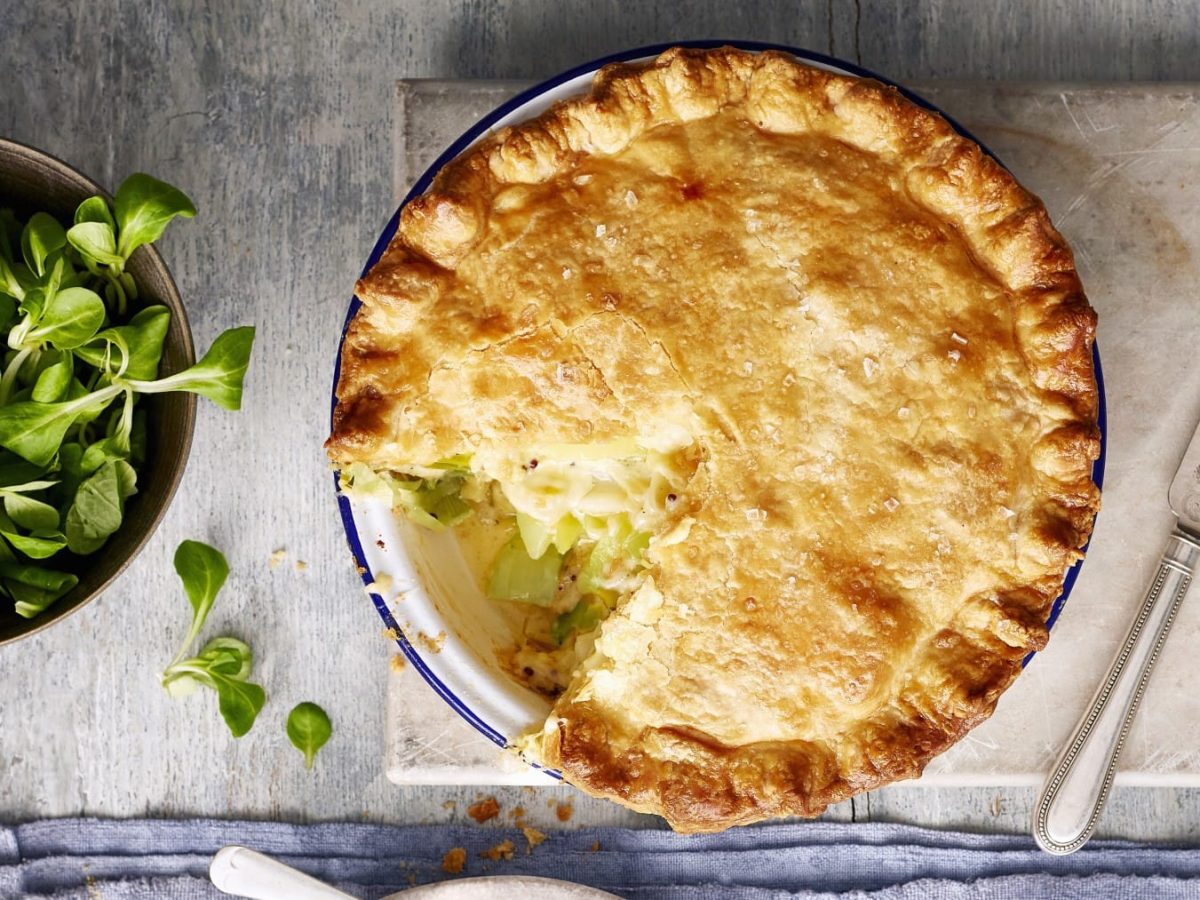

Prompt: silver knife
[{"left": 1033, "top": 421, "right": 1200, "bottom": 854}]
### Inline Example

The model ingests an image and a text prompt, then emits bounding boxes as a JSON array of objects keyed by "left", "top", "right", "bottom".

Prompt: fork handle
[{"left": 1033, "top": 529, "right": 1200, "bottom": 854}]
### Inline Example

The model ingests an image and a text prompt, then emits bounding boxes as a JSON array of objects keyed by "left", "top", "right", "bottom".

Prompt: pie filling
[{"left": 341, "top": 437, "right": 696, "bottom": 696}]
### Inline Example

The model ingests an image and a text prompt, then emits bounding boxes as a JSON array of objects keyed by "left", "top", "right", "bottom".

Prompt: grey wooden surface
[{"left": 1, "top": 0, "right": 1200, "bottom": 841}]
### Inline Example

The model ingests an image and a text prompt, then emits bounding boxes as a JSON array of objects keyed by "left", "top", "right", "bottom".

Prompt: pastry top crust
[{"left": 328, "top": 47, "right": 1100, "bottom": 832}]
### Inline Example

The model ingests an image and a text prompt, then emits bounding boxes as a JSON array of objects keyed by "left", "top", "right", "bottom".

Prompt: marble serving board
[{"left": 385, "top": 79, "right": 1200, "bottom": 788}]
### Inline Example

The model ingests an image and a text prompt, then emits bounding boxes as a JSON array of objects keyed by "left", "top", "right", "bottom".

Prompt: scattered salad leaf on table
[
  {"left": 286, "top": 702, "right": 333, "bottom": 769},
  {"left": 161, "top": 540, "right": 266, "bottom": 738},
  {"left": 0, "top": 173, "right": 256, "bottom": 619}
]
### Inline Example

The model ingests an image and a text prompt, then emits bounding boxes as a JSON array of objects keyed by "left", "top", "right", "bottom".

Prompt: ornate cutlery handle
[{"left": 1033, "top": 529, "right": 1200, "bottom": 854}]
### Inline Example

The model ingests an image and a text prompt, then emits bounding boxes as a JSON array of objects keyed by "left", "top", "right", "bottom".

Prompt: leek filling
[{"left": 340, "top": 444, "right": 690, "bottom": 696}]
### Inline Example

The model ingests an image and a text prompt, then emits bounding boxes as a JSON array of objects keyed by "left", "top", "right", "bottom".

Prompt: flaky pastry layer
[{"left": 328, "top": 47, "right": 1100, "bottom": 832}]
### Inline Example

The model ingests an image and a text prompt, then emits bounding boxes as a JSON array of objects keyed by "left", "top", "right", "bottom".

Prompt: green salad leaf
[
  {"left": 286, "top": 702, "right": 333, "bottom": 769},
  {"left": 124, "top": 325, "right": 255, "bottom": 410},
  {"left": 0, "top": 177, "right": 256, "bottom": 619},
  {"left": 161, "top": 540, "right": 266, "bottom": 738},
  {"left": 20, "top": 213, "right": 66, "bottom": 277},
  {"left": 114, "top": 174, "right": 197, "bottom": 259},
  {"left": 67, "top": 221, "right": 122, "bottom": 267}
]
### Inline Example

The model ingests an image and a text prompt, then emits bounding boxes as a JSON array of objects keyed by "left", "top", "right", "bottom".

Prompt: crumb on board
[
  {"left": 268, "top": 548, "right": 287, "bottom": 569},
  {"left": 511, "top": 805, "right": 525, "bottom": 822},
  {"left": 295, "top": 559, "right": 308, "bottom": 572},
  {"left": 389, "top": 654, "right": 407, "bottom": 672},
  {"left": 377, "top": 538, "right": 386, "bottom": 549},
  {"left": 468, "top": 796, "right": 501, "bottom": 823},
  {"left": 591, "top": 841, "right": 601, "bottom": 853},
  {"left": 522, "top": 826, "right": 546, "bottom": 853},
  {"left": 480, "top": 839, "right": 515, "bottom": 861},
  {"left": 443, "top": 800, "right": 456, "bottom": 811},
  {"left": 441, "top": 847, "right": 467, "bottom": 875},
  {"left": 556, "top": 802, "right": 574, "bottom": 822},
  {"left": 382, "top": 628, "right": 400, "bottom": 641}
]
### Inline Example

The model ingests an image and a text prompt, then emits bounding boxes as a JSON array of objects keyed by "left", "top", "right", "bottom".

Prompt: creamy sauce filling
[{"left": 343, "top": 440, "right": 695, "bottom": 696}]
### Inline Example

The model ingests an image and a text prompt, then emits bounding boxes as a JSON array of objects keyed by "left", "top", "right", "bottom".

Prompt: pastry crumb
[
  {"left": 511, "top": 804, "right": 525, "bottom": 822},
  {"left": 382, "top": 628, "right": 400, "bottom": 641},
  {"left": 443, "top": 800, "right": 456, "bottom": 811},
  {"left": 389, "top": 654, "right": 406, "bottom": 672},
  {"left": 555, "top": 802, "right": 574, "bottom": 822},
  {"left": 468, "top": 797, "right": 501, "bottom": 823},
  {"left": 295, "top": 559, "right": 308, "bottom": 572},
  {"left": 591, "top": 841, "right": 601, "bottom": 852},
  {"left": 268, "top": 548, "right": 286, "bottom": 569},
  {"left": 521, "top": 826, "right": 546, "bottom": 852},
  {"left": 441, "top": 847, "right": 467, "bottom": 874},
  {"left": 416, "top": 631, "right": 446, "bottom": 654},
  {"left": 480, "top": 839, "right": 515, "bottom": 861}
]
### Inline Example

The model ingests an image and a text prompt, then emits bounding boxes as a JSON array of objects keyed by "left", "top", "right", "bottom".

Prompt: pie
[{"left": 327, "top": 46, "right": 1101, "bottom": 832}]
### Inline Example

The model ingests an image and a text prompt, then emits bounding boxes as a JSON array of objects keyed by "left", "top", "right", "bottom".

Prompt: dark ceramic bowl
[{"left": 0, "top": 138, "right": 196, "bottom": 644}]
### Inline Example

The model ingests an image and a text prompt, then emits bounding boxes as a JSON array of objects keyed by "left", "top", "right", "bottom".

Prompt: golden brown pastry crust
[{"left": 328, "top": 47, "right": 1100, "bottom": 832}]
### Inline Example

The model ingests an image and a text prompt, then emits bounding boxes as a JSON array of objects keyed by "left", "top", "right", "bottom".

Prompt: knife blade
[{"left": 1034, "top": 419, "right": 1200, "bottom": 854}]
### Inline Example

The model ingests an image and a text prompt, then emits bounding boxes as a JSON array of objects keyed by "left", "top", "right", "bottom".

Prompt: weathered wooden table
[{"left": 2, "top": 0, "right": 1200, "bottom": 843}]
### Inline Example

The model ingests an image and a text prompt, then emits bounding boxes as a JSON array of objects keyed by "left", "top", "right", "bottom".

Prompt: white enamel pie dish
[{"left": 329, "top": 41, "right": 1106, "bottom": 773}]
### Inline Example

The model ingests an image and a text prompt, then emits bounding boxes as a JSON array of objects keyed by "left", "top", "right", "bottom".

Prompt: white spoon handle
[{"left": 210, "top": 846, "right": 358, "bottom": 900}]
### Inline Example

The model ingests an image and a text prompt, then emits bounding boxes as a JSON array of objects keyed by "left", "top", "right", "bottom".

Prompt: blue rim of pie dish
[{"left": 330, "top": 40, "right": 1108, "bottom": 753}]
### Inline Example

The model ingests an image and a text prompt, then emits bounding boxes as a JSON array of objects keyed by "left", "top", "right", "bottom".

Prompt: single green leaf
[
  {"left": 1, "top": 561, "right": 78, "bottom": 591},
  {"left": 113, "top": 174, "right": 196, "bottom": 258},
  {"left": 0, "top": 384, "right": 121, "bottom": 466},
  {"left": 25, "top": 286, "right": 107, "bottom": 350},
  {"left": 124, "top": 325, "right": 254, "bottom": 410},
  {"left": 75, "top": 305, "right": 169, "bottom": 381},
  {"left": 67, "top": 222, "right": 123, "bottom": 267},
  {"left": 32, "top": 357, "right": 73, "bottom": 402},
  {"left": 64, "top": 461, "right": 125, "bottom": 554},
  {"left": 113, "top": 458, "right": 136, "bottom": 499},
  {"left": 10, "top": 580, "right": 68, "bottom": 617},
  {"left": 3, "top": 562, "right": 77, "bottom": 618},
  {"left": 3, "top": 492, "right": 59, "bottom": 531},
  {"left": 20, "top": 213, "right": 66, "bottom": 277},
  {"left": 170, "top": 539, "right": 230, "bottom": 662},
  {"left": 213, "top": 675, "right": 266, "bottom": 738},
  {"left": 74, "top": 196, "right": 116, "bottom": 231},
  {"left": 0, "top": 255, "right": 24, "bottom": 302},
  {"left": 286, "top": 702, "right": 332, "bottom": 769},
  {"left": 80, "top": 438, "right": 123, "bottom": 476},
  {"left": 2, "top": 530, "right": 66, "bottom": 559}
]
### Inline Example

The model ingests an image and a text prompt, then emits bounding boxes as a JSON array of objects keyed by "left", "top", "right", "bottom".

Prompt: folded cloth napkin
[{"left": 2, "top": 818, "right": 1199, "bottom": 899}]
